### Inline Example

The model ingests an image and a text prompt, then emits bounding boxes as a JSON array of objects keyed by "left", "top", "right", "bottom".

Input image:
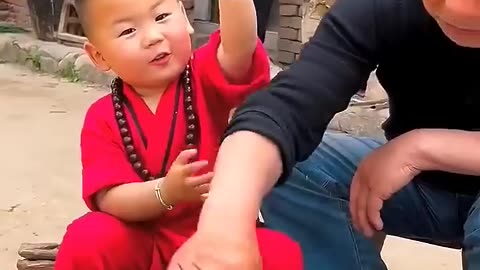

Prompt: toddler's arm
[
  {"left": 81, "top": 102, "right": 210, "bottom": 222},
  {"left": 96, "top": 149, "right": 211, "bottom": 222},
  {"left": 94, "top": 180, "right": 169, "bottom": 222},
  {"left": 217, "top": 0, "right": 258, "bottom": 83}
]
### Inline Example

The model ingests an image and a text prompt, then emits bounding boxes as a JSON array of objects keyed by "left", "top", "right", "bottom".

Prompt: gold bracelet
[{"left": 154, "top": 178, "right": 174, "bottom": 210}]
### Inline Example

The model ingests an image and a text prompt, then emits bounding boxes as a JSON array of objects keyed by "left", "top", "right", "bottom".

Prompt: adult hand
[
  {"left": 167, "top": 225, "right": 261, "bottom": 270},
  {"left": 350, "top": 130, "right": 423, "bottom": 238}
]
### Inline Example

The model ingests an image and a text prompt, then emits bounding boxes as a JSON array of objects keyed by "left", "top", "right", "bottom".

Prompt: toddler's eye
[
  {"left": 120, "top": 28, "right": 135, "bottom": 37},
  {"left": 156, "top": 13, "right": 170, "bottom": 22}
]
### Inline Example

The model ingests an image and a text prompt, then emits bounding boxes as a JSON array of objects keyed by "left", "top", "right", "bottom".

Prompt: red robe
[{"left": 55, "top": 32, "right": 302, "bottom": 270}]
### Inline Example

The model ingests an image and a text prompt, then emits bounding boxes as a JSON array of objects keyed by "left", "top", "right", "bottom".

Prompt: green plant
[
  {"left": 0, "top": 25, "right": 28, "bottom": 33},
  {"left": 26, "top": 53, "right": 41, "bottom": 70},
  {"left": 59, "top": 62, "right": 80, "bottom": 82}
]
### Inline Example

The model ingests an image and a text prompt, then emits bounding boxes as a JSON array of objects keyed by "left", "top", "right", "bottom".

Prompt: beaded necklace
[{"left": 110, "top": 64, "right": 199, "bottom": 181}]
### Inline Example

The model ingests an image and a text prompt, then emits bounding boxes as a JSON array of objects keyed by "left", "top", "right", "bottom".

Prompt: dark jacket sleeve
[{"left": 223, "top": 0, "right": 384, "bottom": 182}]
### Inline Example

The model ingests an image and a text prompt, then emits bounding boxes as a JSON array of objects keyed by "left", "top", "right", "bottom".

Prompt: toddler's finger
[
  {"left": 185, "top": 172, "right": 214, "bottom": 186},
  {"left": 181, "top": 160, "right": 209, "bottom": 176},
  {"left": 195, "top": 183, "right": 210, "bottom": 194},
  {"left": 173, "top": 149, "right": 198, "bottom": 166}
]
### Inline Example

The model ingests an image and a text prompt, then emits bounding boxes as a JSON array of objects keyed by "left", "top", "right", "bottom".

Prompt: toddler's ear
[
  {"left": 84, "top": 42, "right": 111, "bottom": 72},
  {"left": 179, "top": 1, "right": 194, "bottom": 35}
]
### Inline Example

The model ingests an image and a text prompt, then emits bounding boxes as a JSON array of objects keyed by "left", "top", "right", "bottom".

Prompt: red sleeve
[
  {"left": 80, "top": 99, "right": 142, "bottom": 211},
  {"left": 193, "top": 30, "right": 270, "bottom": 109}
]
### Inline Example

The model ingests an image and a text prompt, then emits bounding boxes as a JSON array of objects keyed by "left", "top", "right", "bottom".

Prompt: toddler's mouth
[{"left": 150, "top": 52, "right": 171, "bottom": 63}]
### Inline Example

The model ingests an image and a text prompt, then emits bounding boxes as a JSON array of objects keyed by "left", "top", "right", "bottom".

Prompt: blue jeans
[{"left": 261, "top": 132, "right": 479, "bottom": 270}]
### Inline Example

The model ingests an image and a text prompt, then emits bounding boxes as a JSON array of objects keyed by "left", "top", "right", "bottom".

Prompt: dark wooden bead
[
  {"left": 111, "top": 70, "right": 200, "bottom": 182},
  {"left": 129, "top": 154, "right": 138, "bottom": 162},
  {"left": 123, "top": 136, "right": 132, "bottom": 144},
  {"left": 133, "top": 162, "right": 142, "bottom": 170},
  {"left": 126, "top": 145, "right": 134, "bottom": 153}
]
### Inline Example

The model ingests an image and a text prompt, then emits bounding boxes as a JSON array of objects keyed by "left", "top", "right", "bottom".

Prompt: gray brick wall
[
  {"left": 277, "top": 0, "right": 304, "bottom": 66},
  {"left": 278, "top": 0, "right": 332, "bottom": 67}
]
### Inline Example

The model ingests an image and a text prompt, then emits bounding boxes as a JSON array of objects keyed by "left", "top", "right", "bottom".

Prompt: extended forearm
[
  {"left": 217, "top": 0, "right": 258, "bottom": 81},
  {"left": 219, "top": 0, "right": 257, "bottom": 57},
  {"left": 415, "top": 129, "right": 480, "bottom": 176},
  {"left": 96, "top": 179, "right": 167, "bottom": 222},
  {"left": 199, "top": 131, "right": 282, "bottom": 233}
]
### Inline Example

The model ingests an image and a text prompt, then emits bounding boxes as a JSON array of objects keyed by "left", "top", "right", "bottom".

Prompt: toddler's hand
[{"left": 161, "top": 149, "right": 212, "bottom": 205}]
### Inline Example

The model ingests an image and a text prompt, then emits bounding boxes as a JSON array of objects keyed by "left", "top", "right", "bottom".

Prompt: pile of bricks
[
  {"left": 277, "top": 0, "right": 334, "bottom": 67},
  {"left": 277, "top": 0, "right": 305, "bottom": 66},
  {"left": 17, "top": 243, "right": 58, "bottom": 270}
]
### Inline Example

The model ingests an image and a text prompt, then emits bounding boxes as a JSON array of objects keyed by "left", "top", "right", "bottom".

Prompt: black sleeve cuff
[{"left": 222, "top": 109, "right": 295, "bottom": 185}]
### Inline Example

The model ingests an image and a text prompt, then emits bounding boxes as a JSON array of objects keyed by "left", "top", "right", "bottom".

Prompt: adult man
[{"left": 168, "top": 0, "right": 480, "bottom": 269}]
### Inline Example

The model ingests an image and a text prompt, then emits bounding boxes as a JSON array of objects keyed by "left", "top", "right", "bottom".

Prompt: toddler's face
[
  {"left": 423, "top": 0, "right": 480, "bottom": 48},
  {"left": 85, "top": 0, "right": 193, "bottom": 88}
]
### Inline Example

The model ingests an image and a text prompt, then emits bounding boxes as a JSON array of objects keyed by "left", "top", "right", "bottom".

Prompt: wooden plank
[
  {"left": 17, "top": 259, "right": 54, "bottom": 270},
  {"left": 57, "top": 0, "right": 72, "bottom": 34},
  {"left": 57, "top": 0, "right": 85, "bottom": 39},
  {"left": 18, "top": 243, "right": 59, "bottom": 261},
  {"left": 57, "top": 32, "right": 86, "bottom": 46},
  {"left": 58, "top": 39, "right": 85, "bottom": 48},
  {"left": 66, "top": 16, "right": 80, "bottom": 24}
]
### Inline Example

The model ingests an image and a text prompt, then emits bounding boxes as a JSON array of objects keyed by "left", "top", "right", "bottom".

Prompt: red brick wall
[{"left": 0, "top": 0, "right": 31, "bottom": 29}]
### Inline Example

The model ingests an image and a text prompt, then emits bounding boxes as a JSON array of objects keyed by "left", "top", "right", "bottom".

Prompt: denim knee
[
  {"left": 464, "top": 198, "right": 480, "bottom": 249},
  {"left": 288, "top": 133, "right": 382, "bottom": 201}
]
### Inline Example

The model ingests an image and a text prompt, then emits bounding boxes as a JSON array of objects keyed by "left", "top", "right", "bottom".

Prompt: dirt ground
[{"left": 0, "top": 63, "right": 462, "bottom": 269}]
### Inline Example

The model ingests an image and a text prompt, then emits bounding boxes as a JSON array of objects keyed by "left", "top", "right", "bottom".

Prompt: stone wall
[
  {"left": 0, "top": 0, "right": 30, "bottom": 29},
  {"left": 277, "top": 0, "right": 333, "bottom": 67}
]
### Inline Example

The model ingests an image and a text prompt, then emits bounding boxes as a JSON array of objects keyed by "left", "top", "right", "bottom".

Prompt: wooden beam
[{"left": 57, "top": 32, "right": 86, "bottom": 47}]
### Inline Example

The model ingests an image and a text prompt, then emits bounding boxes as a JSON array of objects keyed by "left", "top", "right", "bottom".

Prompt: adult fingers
[
  {"left": 367, "top": 194, "right": 384, "bottom": 232},
  {"left": 350, "top": 174, "right": 361, "bottom": 231},
  {"left": 357, "top": 186, "right": 375, "bottom": 238}
]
